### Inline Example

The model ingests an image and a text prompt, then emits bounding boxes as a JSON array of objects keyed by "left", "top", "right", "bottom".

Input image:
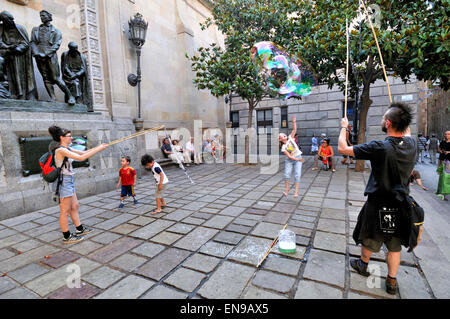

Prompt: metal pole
[{"left": 136, "top": 47, "right": 142, "bottom": 119}]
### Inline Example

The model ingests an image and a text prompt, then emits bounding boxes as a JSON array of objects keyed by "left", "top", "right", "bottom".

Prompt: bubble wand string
[
  {"left": 345, "top": 18, "right": 350, "bottom": 118},
  {"left": 360, "top": 0, "right": 392, "bottom": 103}
]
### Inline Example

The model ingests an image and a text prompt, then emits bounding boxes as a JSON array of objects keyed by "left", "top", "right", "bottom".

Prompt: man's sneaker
[
  {"left": 75, "top": 225, "right": 93, "bottom": 236},
  {"left": 386, "top": 276, "right": 398, "bottom": 295},
  {"left": 350, "top": 258, "right": 371, "bottom": 277},
  {"left": 134, "top": 199, "right": 138, "bottom": 205},
  {"left": 118, "top": 203, "right": 124, "bottom": 208},
  {"left": 62, "top": 233, "right": 84, "bottom": 244}
]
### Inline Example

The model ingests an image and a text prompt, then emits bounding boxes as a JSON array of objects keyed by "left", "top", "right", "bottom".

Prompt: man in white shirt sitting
[{"left": 186, "top": 137, "right": 201, "bottom": 165}]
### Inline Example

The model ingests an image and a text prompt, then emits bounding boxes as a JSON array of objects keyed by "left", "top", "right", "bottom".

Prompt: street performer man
[{"left": 338, "top": 103, "right": 420, "bottom": 295}]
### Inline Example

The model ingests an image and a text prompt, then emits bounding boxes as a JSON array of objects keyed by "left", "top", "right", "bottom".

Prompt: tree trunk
[
  {"left": 354, "top": 82, "right": 372, "bottom": 172},
  {"left": 245, "top": 101, "right": 255, "bottom": 164}
]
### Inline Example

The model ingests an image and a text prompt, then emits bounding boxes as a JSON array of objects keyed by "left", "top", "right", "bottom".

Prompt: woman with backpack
[{"left": 48, "top": 126, "right": 108, "bottom": 244}]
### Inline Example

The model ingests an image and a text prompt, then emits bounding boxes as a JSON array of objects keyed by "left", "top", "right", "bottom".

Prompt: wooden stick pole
[
  {"left": 256, "top": 223, "right": 288, "bottom": 268},
  {"left": 108, "top": 125, "right": 165, "bottom": 146},
  {"left": 361, "top": 0, "right": 392, "bottom": 103},
  {"left": 345, "top": 17, "right": 350, "bottom": 118}
]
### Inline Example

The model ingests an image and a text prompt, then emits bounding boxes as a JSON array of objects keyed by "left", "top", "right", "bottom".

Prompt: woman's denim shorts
[
  {"left": 54, "top": 175, "right": 75, "bottom": 199},
  {"left": 284, "top": 155, "right": 303, "bottom": 183}
]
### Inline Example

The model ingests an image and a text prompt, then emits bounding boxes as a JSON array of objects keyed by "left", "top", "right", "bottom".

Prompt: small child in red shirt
[{"left": 117, "top": 156, "right": 138, "bottom": 208}]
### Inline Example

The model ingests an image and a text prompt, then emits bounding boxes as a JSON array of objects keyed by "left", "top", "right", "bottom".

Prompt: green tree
[
  {"left": 187, "top": 0, "right": 296, "bottom": 164},
  {"left": 290, "top": 0, "right": 449, "bottom": 171}
]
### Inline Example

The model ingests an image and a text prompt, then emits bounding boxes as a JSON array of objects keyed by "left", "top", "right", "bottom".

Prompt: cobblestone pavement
[{"left": 0, "top": 157, "right": 448, "bottom": 299}]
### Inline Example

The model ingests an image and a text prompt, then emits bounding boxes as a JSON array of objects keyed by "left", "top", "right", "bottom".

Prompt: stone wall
[{"left": 0, "top": 111, "right": 137, "bottom": 220}]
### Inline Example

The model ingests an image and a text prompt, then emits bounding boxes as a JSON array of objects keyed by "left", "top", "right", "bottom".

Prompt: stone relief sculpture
[
  {"left": 61, "top": 42, "right": 93, "bottom": 111},
  {"left": 0, "top": 11, "right": 38, "bottom": 100},
  {"left": 30, "top": 10, "right": 76, "bottom": 105},
  {"left": 0, "top": 56, "right": 11, "bottom": 99}
]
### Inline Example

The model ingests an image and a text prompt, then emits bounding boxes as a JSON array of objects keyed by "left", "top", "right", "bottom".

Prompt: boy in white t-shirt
[{"left": 141, "top": 154, "right": 169, "bottom": 215}]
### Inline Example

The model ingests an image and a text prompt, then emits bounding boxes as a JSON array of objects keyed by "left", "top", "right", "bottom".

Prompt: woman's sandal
[{"left": 151, "top": 210, "right": 162, "bottom": 215}]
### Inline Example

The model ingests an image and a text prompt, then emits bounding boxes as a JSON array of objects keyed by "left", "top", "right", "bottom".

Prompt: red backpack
[{"left": 39, "top": 146, "right": 68, "bottom": 183}]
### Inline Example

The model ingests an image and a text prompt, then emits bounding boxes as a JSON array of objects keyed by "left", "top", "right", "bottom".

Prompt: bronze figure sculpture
[
  {"left": 0, "top": 11, "right": 37, "bottom": 100},
  {"left": 61, "top": 42, "right": 93, "bottom": 111},
  {"left": 30, "top": 10, "right": 75, "bottom": 105}
]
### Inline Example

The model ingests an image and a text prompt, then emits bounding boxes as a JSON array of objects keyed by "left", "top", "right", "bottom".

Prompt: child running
[
  {"left": 117, "top": 156, "right": 138, "bottom": 208},
  {"left": 141, "top": 154, "right": 168, "bottom": 215}
]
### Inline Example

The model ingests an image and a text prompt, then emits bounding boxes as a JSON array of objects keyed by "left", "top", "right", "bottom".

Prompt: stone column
[{"left": 79, "top": 0, "right": 109, "bottom": 114}]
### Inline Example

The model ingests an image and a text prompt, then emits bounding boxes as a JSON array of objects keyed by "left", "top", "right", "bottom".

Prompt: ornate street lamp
[{"left": 127, "top": 13, "right": 148, "bottom": 130}]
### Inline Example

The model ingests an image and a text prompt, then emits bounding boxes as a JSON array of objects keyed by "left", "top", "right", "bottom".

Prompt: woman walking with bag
[
  {"left": 48, "top": 126, "right": 108, "bottom": 244},
  {"left": 279, "top": 116, "right": 304, "bottom": 198}
]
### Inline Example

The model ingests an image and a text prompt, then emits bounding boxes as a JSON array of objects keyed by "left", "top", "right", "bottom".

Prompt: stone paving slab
[
  {"left": 228, "top": 236, "right": 272, "bottom": 266},
  {"left": 313, "top": 231, "right": 347, "bottom": 254},
  {"left": 131, "top": 242, "right": 165, "bottom": 258},
  {"left": 88, "top": 237, "right": 142, "bottom": 263},
  {"left": 90, "top": 232, "right": 122, "bottom": 245},
  {"left": 110, "top": 223, "right": 141, "bottom": 235},
  {"left": 218, "top": 206, "right": 246, "bottom": 217},
  {"left": 199, "top": 241, "right": 234, "bottom": 258},
  {"left": 110, "top": 253, "right": 148, "bottom": 272},
  {"left": 129, "top": 220, "right": 175, "bottom": 240},
  {"left": 214, "top": 231, "right": 244, "bottom": 245},
  {"left": 252, "top": 270, "right": 296, "bottom": 294},
  {"left": 40, "top": 250, "right": 82, "bottom": 268},
  {"left": 0, "top": 233, "right": 28, "bottom": 249},
  {"left": 135, "top": 248, "right": 191, "bottom": 281},
  {"left": 47, "top": 283, "right": 100, "bottom": 299},
  {"left": 317, "top": 218, "right": 346, "bottom": 235},
  {"left": 251, "top": 222, "right": 285, "bottom": 240},
  {"left": 0, "top": 286, "right": 40, "bottom": 299},
  {"left": 349, "top": 272, "right": 396, "bottom": 299},
  {"left": 0, "top": 276, "right": 18, "bottom": 294},
  {"left": 396, "top": 266, "right": 432, "bottom": 299},
  {"left": 262, "top": 255, "right": 301, "bottom": 277},
  {"left": 83, "top": 266, "right": 126, "bottom": 289},
  {"left": 140, "top": 285, "right": 188, "bottom": 299},
  {"left": 173, "top": 227, "right": 219, "bottom": 252},
  {"left": 294, "top": 280, "right": 343, "bottom": 299},
  {"left": 321, "top": 208, "right": 347, "bottom": 221},
  {"left": 202, "top": 215, "right": 234, "bottom": 229},
  {"left": 95, "top": 275, "right": 156, "bottom": 299},
  {"left": 197, "top": 261, "right": 255, "bottom": 299},
  {"left": 242, "top": 286, "right": 287, "bottom": 299},
  {"left": 0, "top": 248, "right": 15, "bottom": 261},
  {"left": 303, "top": 249, "right": 346, "bottom": 288},
  {"left": 164, "top": 267, "right": 206, "bottom": 292},
  {"left": 182, "top": 253, "right": 221, "bottom": 274},
  {"left": 166, "top": 223, "right": 196, "bottom": 235}
]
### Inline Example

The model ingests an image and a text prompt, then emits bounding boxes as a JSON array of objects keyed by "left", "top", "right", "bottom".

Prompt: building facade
[
  {"left": 0, "top": 0, "right": 224, "bottom": 219},
  {"left": 229, "top": 76, "right": 423, "bottom": 156}
]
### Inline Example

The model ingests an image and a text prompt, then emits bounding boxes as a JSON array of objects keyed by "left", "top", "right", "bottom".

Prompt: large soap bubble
[{"left": 251, "top": 41, "right": 317, "bottom": 99}]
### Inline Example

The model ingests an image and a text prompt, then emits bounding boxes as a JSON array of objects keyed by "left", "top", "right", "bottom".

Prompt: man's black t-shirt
[
  {"left": 353, "top": 136, "right": 417, "bottom": 197},
  {"left": 439, "top": 140, "right": 450, "bottom": 160},
  {"left": 161, "top": 143, "right": 172, "bottom": 158}
]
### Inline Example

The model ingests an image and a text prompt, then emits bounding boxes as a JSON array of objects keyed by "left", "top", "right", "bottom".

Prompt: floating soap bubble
[
  {"left": 251, "top": 41, "right": 317, "bottom": 99},
  {"left": 70, "top": 137, "right": 87, "bottom": 151}
]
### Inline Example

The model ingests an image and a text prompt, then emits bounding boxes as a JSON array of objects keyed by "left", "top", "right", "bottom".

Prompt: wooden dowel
[
  {"left": 108, "top": 125, "right": 165, "bottom": 146},
  {"left": 361, "top": 0, "right": 392, "bottom": 103},
  {"left": 256, "top": 223, "right": 288, "bottom": 268}
]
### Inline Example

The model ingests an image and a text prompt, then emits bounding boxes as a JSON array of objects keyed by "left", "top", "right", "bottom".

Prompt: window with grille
[{"left": 257, "top": 109, "right": 273, "bottom": 135}]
